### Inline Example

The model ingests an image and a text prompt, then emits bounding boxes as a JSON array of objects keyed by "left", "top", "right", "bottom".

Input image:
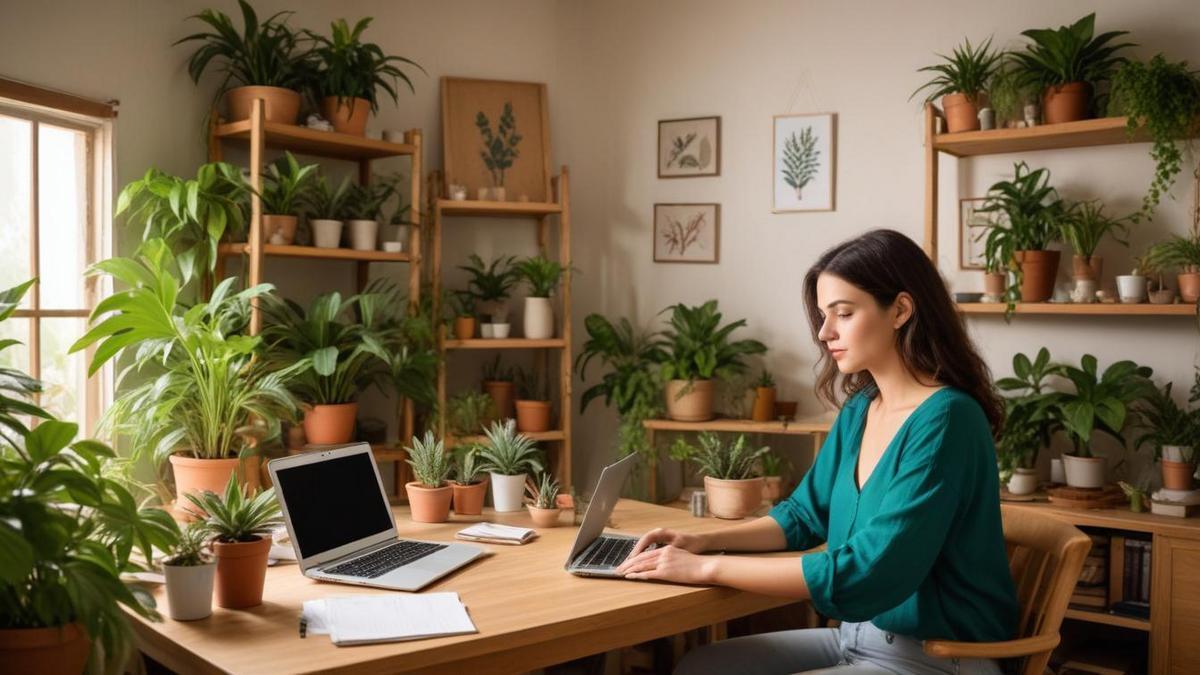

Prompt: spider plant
[
  {"left": 255, "top": 152, "right": 318, "bottom": 216},
  {"left": 1145, "top": 233, "right": 1200, "bottom": 274},
  {"left": 340, "top": 173, "right": 401, "bottom": 222},
  {"left": 911, "top": 36, "right": 1005, "bottom": 105},
  {"left": 1010, "top": 13, "right": 1133, "bottom": 91},
  {"left": 164, "top": 521, "right": 214, "bottom": 567},
  {"left": 459, "top": 254, "right": 519, "bottom": 319},
  {"left": 659, "top": 300, "right": 767, "bottom": 383},
  {"left": 303, "top": 173, "right": 354, "bottom": 221},
  {"left": 304, "top": 17, "right": 425, "bottom": 113},
  {"left": 668, "top": 431, "right": 769, "bottom": 480},
  {"left": 1058, "top": 200, "right": 1131, "bottom": 259},
  {"left": 185, "top": 473, "right": 281, "bottom": 542},
  {"left": 477, "top": 419, "right": 542, "bottom": 476},
  {"left": 405, "top": 431, "right": 452, "bottom": 488}
]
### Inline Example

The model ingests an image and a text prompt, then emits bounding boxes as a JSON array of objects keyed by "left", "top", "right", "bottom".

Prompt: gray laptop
[
  {"left": 268, "top": 444, "right": 485, "bottom": 592},
  {"left": 565, "top": 453, "right": 654, "bottom": 577}
]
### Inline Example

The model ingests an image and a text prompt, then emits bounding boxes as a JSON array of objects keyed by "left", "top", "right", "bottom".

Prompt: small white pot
[
  {"left": 1050, "top": 458, "right": 1065, "bottom": 484},
  {"left": 311, "top": 219, "right": 343, "bottom": 248},
  {"left": 492, "top": 323, "right": 511, "bottom": 339},
  {"left": 1163, "top": 445, "right": 1195, "bottom": 463},
  {"left": 1116, "top": 275, "right": 1147, "bottom": 304},
  {"left": 490, "top": 472, "right": 527, "bottom": 512},
  {"left": 1071, "top": 278, "right": 1097, "bottom": 304},
  {"left": 523, "top": 297, "right": 555, "bottom": 339},
  {"left": 381, "top": 241, "right": 404, "bottom": 253},
  {"left": 163, "top": 561, "right": 216, "bottom": 621},
  {"left": 481, "top": 323, "right": 495, "bottom": 339},
  {"left": 382, "top": 129, "right": 405, "bottom": 144},
  {"left": 1007, "top": 468, "right": 1039, "bottom": 495},
  {"left": 1062, "top": 453, "right": 1106, "bottom": 489},
  {"left": 347, "top": 219, "right": 379, "bottom": 251},
  {"left": 492, "top": 186, "right": 507, "bottom": 202}
]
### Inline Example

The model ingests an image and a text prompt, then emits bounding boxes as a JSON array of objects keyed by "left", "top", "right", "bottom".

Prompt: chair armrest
[{"left": 923, "top": 633, "right": 1060, "bottom": 659}]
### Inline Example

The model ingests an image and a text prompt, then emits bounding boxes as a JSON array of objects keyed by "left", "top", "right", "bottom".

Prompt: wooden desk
[{"left": 129, "top": 500, "right": 795, "bottom": 674}]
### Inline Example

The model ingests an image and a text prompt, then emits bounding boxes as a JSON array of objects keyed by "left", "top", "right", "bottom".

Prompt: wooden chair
[{"left": 923, "top": 504, "right": 1092, "bottom": 675}]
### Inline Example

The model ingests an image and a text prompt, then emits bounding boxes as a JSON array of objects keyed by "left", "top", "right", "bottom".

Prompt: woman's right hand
[{"left": 623, "top": 527, "right": 708, "bottom": 562}]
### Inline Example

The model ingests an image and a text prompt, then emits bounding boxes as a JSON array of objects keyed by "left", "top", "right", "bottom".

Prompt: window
[{"left": 0, "top": 79, "right": 114, "bottom": 435}]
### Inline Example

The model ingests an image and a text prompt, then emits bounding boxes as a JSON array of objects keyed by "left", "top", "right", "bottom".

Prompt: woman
[{"left": 615, "top": 230, "right": 1018, "bottom": 675}]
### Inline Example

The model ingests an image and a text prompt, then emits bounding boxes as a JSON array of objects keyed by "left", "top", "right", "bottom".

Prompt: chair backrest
[{"left": 1001, "top": 505, "right": 1093, "bottom": 675}]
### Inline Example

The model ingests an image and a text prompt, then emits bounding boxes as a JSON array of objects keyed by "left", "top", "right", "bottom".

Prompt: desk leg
[
  {"left": 705, "top": 622, "right": 727, "bottom": 643},
  {"left": 647, "top": 429, "right": 657, "bottom": 504}
]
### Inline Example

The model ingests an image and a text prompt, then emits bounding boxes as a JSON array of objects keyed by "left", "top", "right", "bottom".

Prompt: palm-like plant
[
  {"left": 477, "top": 419, "right": 542, "bottom": 476},
  {"left": 0, "top": 280, "right": 50, "bottom": 446},
  {"left": 404, "top": 432, "right": 452, "bottom": 488},
  {"left": 514, "top": 255, "right": 566, "bottom": 298},
  {"left": 1048, "top": 355, "right": 1154, "bottom": 458},
  {"left": 185, "top": 473, "right": 281, "bottom": 542},
  {"left": 256, "top": 152, "right": 318, "bottom": 216},
  {"left": 304, "top": 173, "right": 353, "bottom": 220},
  {"left": 659, "top": 300, "right": 767, "bottom": 383},
  {"left": 304, "top": 17, "right": 425, "bottom": 114},
  {"left": 911, "top": 37, "right": 1005, "bottom": 105},
  {"left": 669, "top": 431, "right": 769, "bottom": 480},
  {"left": 1058, "top": 200, "right": 1131, "bottom": 259},
  {"left": 1145, "top": 233, "right": 1200, "bottom": 274},
  {"left": 1010, "top": 13, "right": 1134, "bottom": 90}
]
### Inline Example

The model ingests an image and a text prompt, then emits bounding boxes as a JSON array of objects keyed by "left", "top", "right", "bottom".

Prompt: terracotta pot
[
  {"left": 774, "top": 400, "right": 798, "bottom": 420},
  {"left": 0, "top": 623, "right": 90, "bottom": 675},
  {"left": 452, "top": 479, "right": 488, "bottom": 515},
  {"left": 1071, "top": 254, "right": 1102, "bottom": 282},
  {"left": 454, "top": 316, "right": 477, "bottom": 340},
  {"left": 1162, "top": 459, "right": 1195, "bottom": 491},
  {"left": 303, "top": 402, "right": 358, "bottom": 445},
  {"left": 751, "top": 387, "right": 777, "bottom": 422},
  {"left": 1042, "top": 82, "right": 1091, "bottom": 124},
  {"left": 1014, "top": 250, "right": 1061, "bottom": 302},
  {"left": 1062, "top": 453, "right": 1105, "bottom": 489},
  {"left": 762, "top": 475, "right": 783, "bottom": 503},
  {"left": 211, "top": 536, "right": 271, "bottom": 609},
  {"left": 528, "top": 505, "right": 562, "bottom": 528},
  {"left": 261, "top": 214, "right": 298, "bottom": 245},
  {"left": 321, "top": 96, "right": 371, "bottom": 136},
  {"left": 515, "top": 400, "right": 552, "bottom": 433},
  {"left": 1178, "top": 272, "right": 1200, "bottom": 303},
  {"left": 983, "top": 271, "right": 1007, "bottom": 297},
  {"left": 170, "top": 455, "right": 262, "bottom": 514},
  {"left": 665, "top": 379, "right": 716, "bottom": 422},
  {"left": 482, "top": 381, "right": 516, "bottom": 420},
  {"left": 704, "top": 475, "right": 765, "bottom": 519},
  {"left": 225, "top": 85, "right": 301, "bottom": 124},
  {"left": 941, "top": 93, "right": 983, "bottom": 133},
  {"left": 405, "top": 482, "right": 453, "bottom": 523}
]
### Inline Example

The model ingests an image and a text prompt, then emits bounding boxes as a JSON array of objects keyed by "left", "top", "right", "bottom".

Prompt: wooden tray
[{"left": 1047, "top": 484, "right": 1127, "bottom": 509}]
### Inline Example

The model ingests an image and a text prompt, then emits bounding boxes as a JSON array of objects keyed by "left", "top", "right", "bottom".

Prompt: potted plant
[
  {"left": 450, "top": 289, "right": 478, "bottom": 340},
  {"left": 162, "top": 522, "right": 218, "bottom": 621},
  {"left": 1134, "top": 381, "right": 1200, "bottom": 491},
  {"left": 404, "top": 432, "right": 454, "bottom": 523},
  {"left": 1145, "top": 232, "right": 1200, "bottom": 303},
  {"left": 1116, "top": 261, "right": 1150, "bottom": 304},
  {"left": 750, "top": 370, "right": 777, "bottom": 422},
  {"left": 176, "top": 0, "right": 311, "bottom": 124},
  {"left": 1049, "top": 355, "right": 1154, "bottom": 489},
  {"left": 514, "top": 365, "right": 553, "bottom": 433},
  {"left": 184, "top": 474, "right": 282, "bottom": 609},
  {"left": 254, "top": 152, "right": 318, "bottom": 245},
  {"left": 341, "top": 173, "right": 400, "bottom": 251},
  {"left": 451, "top": 444, "right": 489, "bottom": 515},
  {"left": 446, "top": 391, "right": 497, "bottom": 437},
  {"left": 760, "top": 451, "right": 791, "bottom": 503},
  {"left": 988, "top": 60, "right": 1040, "bottom": 128},
  {"left": 977, "top": 162, "right": 1065, "bottom": 303},
  {"left": 1010, "top": 13, "right": 1133, "bottom": 124},
  {"left": 1118, "top": 480, "right": 1150, "bottom": 512},
  {"left": 514, "top": 254, "right": 567, "bottom": 339},
  {"left": 304, "top": 16, "right": 424, "bottom": 136},
  {"left": 670, "top": 432, "right": 769, "bottom": 519},
  {"left": 72, "top": 241, "right": 301, "bottom": 505},
  {"left": 304, "top": 173, "right": 352, "bottom": 248},
  {"left": 460, "top": 254, "right": 519, "bottom": 335},
  {"left": 995, "top": 348, "right": 1061, "bottom": 495},
  {"left": 1109, "top": 54, "right": 1200, "bottom": 221},
  {"left": 911, "top": 37, "right": 1004, "bottom": 133},
  {"left": 477, "top": 419, "right": 543, "bottom": 512},
  {"left": 659, "top": 300, "right": 767, "bottom": 422},
  {"left": 527, "top": 471, "right": 562, "bottom": 528},
  {"left": 1059, "top": 199, "right": 1131, "bottom": 301},
  {"left": 482, "top": 354, "right": 517, "bottom": 420}
]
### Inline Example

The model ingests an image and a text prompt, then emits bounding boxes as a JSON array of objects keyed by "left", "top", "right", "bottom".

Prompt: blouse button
[{"left": 885, "top": 633, "right": 894, "bottom": 644}]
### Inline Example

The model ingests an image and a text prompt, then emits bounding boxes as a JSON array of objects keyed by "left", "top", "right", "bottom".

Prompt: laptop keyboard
[
  {"left": 325, "top": 540, "right": 447, "bottom": 579},
  {"left": 577, "top": 536, "right": 637, "bottom": 568}
]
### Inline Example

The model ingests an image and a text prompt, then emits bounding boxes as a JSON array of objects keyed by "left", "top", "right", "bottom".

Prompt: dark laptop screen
[{"left": 274, "top": 452, "right": 394, "bottom": 559}]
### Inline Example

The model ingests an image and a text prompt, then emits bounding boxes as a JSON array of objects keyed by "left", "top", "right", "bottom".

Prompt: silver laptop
[
  {"left": 565, "top": 453, "right": 654, "bottom": 577},
  {"left": 268, "top": 444, "right": 485, "bottom": 592}
]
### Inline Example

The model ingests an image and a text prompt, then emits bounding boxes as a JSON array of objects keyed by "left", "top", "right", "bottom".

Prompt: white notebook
[{"left": 302, "top": 592, "right": 477, "bottom": 646}]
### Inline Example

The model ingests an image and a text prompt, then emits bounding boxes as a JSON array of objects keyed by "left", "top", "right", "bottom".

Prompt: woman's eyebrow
[{"left": 824, "top": 300, "right": 855, "bottom": 309}]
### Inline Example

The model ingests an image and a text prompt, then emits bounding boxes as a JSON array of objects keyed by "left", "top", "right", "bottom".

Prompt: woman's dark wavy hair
[{"left": 802, "top": 229, "right": 1004, "bottom": 435}]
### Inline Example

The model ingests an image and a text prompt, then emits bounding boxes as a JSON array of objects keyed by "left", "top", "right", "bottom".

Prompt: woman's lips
[{"left": 829, "top": 348, "right": 846, "bottom": 360}]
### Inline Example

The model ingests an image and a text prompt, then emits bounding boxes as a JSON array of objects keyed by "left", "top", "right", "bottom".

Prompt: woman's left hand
[{"left": 617, "top": 544, "right": 717, "bottom": 584}]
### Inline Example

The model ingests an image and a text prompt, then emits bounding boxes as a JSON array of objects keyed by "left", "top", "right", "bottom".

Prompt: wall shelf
[
  {"left": 217, "top": 243, "right": 412, "bottom": 263},
  {"left": 443, "top": 338, "right": 567, "bottom": 350},
  {"left": 213, "top": 119, "right": 418, "bottom": 161},
  {"left": 957, "top": 302, "right": 1196, "bottom": 317},
  {"left": 436, "top": 199, "right": 563, "bottom": 218},
  {"left": 449, "top": 429, "right": 567, "bottom": 446},
  {"left": 932, "top": 115, "right": 1149, "bottom": 158}
]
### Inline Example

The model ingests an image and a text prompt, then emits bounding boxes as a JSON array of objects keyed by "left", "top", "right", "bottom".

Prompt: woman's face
[{"left": 814, "top": 272, "right": 905, "bottom": 374}]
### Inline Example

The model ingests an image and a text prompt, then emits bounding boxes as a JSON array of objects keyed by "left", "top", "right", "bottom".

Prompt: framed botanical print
[
  {"left": 658, "top": 116, "right": 720, "bottom": 178},
  {"left": 772, "top": 113, "right": 836, "bottom": 212},
  {"left": 959, "top": 197, "right": 990, "bottom": 270},
  {"left": 653, "top": 203, "right": 720, "bottom": 263}
]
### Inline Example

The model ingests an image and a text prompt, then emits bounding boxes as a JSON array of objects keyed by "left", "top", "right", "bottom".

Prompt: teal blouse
[{"left": 768, "top": 387, "right": 1018, "bottom": 642}]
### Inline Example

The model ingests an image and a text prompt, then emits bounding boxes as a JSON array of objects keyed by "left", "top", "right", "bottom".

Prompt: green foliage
[
  {"left": 70, "top": 240, "right": 301, "bottom": 465},
  {"left": 451, "top": 444, "right": 486, "bottom": 485},
  {"left": 459, "top": 254, "right": 519, "bottom": 304},
  {"left": 256, "top": 152, "right": 318, "bottom": 216},
  {"left": 116, "top": 162, "right": 248, "bottom": 287},
  {"left": 304, "top": 173, "right": 353, "bottom": 220},
  {"left": 449, "top": 289, "right": 477, "bottom": 318},
  {"left": 1133, "top": 382, "right": 1200, "bottom": 464},
  {"left": 912, "top": 36, "right": 1004, "bottom": 104},
  {"left": 514, "top": 255, "right": 566, "bottom": 298},
  {"left": 482, "top": 354, "right": 514, "bottom": 382},
  {"left": 760, "top": 450, "right": 791, "bottom": 478},
  {"left": 995, "top": 349, "right": 1063, "bottom": 471},
  {"left": 978, "top": 162, "right": 1065, "bottom": 304},
  {"left": 0, "top": 280, "right": 50, "bottom": 446},
  {"left": 1048, "top": 355, "right": 1154, "bottom": 458},
  {"left": 476, "top": 101, "right": 522, "bottom": 186},
  {"left": 1109, "top": 55, "right": 1200, "bottom": 221},
  {"left": 446, "top": 391, "right": 496, "bottom": 436},
  {"left": 988, "top": 61, "right": 1039, "bottom": 124},
  {"left": 1145, "top": 233, "right": 1200, "bottom": 273},
  {"left": 477, "top": 419, "right": 542, "bottom": 476},
  {"left": 514, "top": 365, "right": 548, "bottom": 401},
  {"left": 781, "top": 127, "right": 819, "bottom": 197},
  {"left": 532, "top": 471, "right": 559, "bottom": 509},
  {"left": 404, "top": 431, "right": 452, "bottom": 488},
  {"left": 1059, "top": 200, "right": 1131, "bottom": 258},
  {"left": 340, "top": 173, "right": 401, "bottom": 222},
  {"left": 165, "top": 522, "right": 214, "bottom": 567},
  {"left": 659, "top": 300, "right": 767, "bottom": 383},
  {"left": 304, "top": 17, "right": 424, "bottom": 113},
  {"left": 1010, "top": 13, "right": 1133, "bottom": 90},
  {"left": 669, "top": 432, "right": 769, "bottom": 480},
  {"left": 185, "top": 473, "right": 281, "bottom": 542},
  {"left": 755, "top": 370, "right": 776, "bottom": 388}
]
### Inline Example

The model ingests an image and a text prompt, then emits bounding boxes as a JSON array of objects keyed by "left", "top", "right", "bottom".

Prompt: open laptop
[
  {"left": 268, "top": 444, "right": 485, "bottom": 592},
  {"left": 565, "top": 453, "right": 655, "bottom": 577}
]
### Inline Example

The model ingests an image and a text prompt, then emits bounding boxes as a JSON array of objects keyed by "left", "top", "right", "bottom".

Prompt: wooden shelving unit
[
  {"left": 216, "top": 242, "right": 412, "bottom": 263},
  {"left": 429, "top": 167, "right": 574, "bottom": 493},
  {"left": 956, "top": 302, "right": 1197, "bottom": 317}
]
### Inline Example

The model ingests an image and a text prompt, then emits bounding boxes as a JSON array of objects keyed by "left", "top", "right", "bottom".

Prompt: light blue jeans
[{"left": 674, "top": 621, "right": 1004, "bottom": 675}]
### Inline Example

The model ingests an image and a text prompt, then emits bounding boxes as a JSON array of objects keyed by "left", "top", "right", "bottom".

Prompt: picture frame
[
  {"left": 772, "top": 113, "right": 836, "bottom": 213},
  {"left": 959, "top": 197, "right": 990, "bottom": 270},
  {"left": 653, "top": 203, "right": 720, "bottom": 264},
  {"left": 657, "top": 116, "right": 721, "bottom": 178},
  {"left": 440, "top": 76, "right": 552, "bottom": 203}
]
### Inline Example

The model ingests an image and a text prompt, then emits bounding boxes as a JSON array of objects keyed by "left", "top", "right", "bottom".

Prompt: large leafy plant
[
  {"left": 185, "top": 473, "right": 281, "bottom": 542},
  {"left": 1058, "top": 200, "right": 1131, "bottom": 258},
  {"left": 658, "top": 300, "right": 767, "bottom": 383},
  {"left": 256, "top": 152, "right": 318, "bottom": 216},
  {"left": 0, "top": 281, "right": 49, "bottom": 446},
  {"left": 304, "top": 17, "right": 424, "bottom": 113},
  {"left": 1048, "top": 355, "right": 1154, "bottom": 458},
  {"left": 477, "top": 419, "right": 542, "bottom": 476},
  {"left": 1010, "top": 13, "right": 1133, "bottom": 91},
  {"left": 978, "top": 162, "right": 1065, "bottom": 303},
  {"left": 995, "top": 348, "right": 1062, "bottom": 471},
  {"left": 911, "top": 36, "right": 1004, "bottom": 105},
  {"left": 669, "top": 431, "right": 769, "bottom": 480}
]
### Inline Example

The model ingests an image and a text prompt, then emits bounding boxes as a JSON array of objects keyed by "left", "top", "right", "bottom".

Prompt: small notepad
[
  {"left": 302, "top": 593, "right": 477, "bottom": 646},
  {"left": 456, "top": 522, "right": 538, "bottom": 545}
]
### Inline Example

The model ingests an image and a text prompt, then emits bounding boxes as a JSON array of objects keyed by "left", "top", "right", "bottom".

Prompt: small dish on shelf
[{"left": 954, "top": 292, "right": 983, "bottom": 303}]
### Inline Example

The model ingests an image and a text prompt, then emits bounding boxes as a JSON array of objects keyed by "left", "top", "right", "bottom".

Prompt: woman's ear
[{"left": 893, "top": 292, "right": 914, "bottom": 330}]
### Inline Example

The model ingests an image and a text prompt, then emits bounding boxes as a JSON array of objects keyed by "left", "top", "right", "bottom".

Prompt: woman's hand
[
  {"left": 614, "top": 528, "right": 711, "bottom": 581},
  {"left": 615, "top": 544, "right": 718, "bottom": 584}
]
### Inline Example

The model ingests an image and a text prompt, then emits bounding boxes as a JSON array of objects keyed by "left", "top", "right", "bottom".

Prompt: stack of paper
[
  {"left": 455, "top": 522, "right": 538, "bottom": 545},
  {"left": 302, "top": 593, "right": 477, "bottom": 646}
]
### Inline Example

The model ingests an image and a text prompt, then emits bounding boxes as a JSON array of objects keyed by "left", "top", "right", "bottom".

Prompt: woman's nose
[{"left": 817, "top": 318, "right": 836, "bottom": 342}]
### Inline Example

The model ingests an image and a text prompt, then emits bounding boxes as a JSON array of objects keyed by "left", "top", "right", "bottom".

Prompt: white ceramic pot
[
  {"left": 1050, "top": 458, "right": 1065, "bottom": 484},
  {"left": 382, "top": 129, "right": 405, "bottom": 143},
  {"left": 1007, "top": 468, "right": 1039, "bottom": 495},
  {"left": 523, "top": 297, "right": 554, "bottom": 339},
  {"left": 1163, "top": 445, "right": 1195, "bottom": 463},
  {"left": 489, "top": 472, "right": 526, "bottom": 512},
  {"left": 311, "top": 219, "right": 343, "bottom": 249},
  {"left": 347, "top": 219, "right": 379, "bottom": 251},
  {"left": 481, "top": 323, "right": 495, "bottom": 339},
  {"left": 492, "top": 323, "right": 511, "bottom": 339},
  {"left": 163, "top": 561, "right": 216, "bottom": 621},
  {"left": 1116, "top": 275, "right": 1147, "bottom": 304},
  {"left": 1062, "top": 453, "right": 1106, "bottom": 489},
  {"left": 492, "top": 186, "right": 507, "bottom": 202},
  {"left": 381, "top": 241, "right": 404, "bottom": 253},
  {"left": 1071, "top": 278, "right": 1097, "bottom": 304}
]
